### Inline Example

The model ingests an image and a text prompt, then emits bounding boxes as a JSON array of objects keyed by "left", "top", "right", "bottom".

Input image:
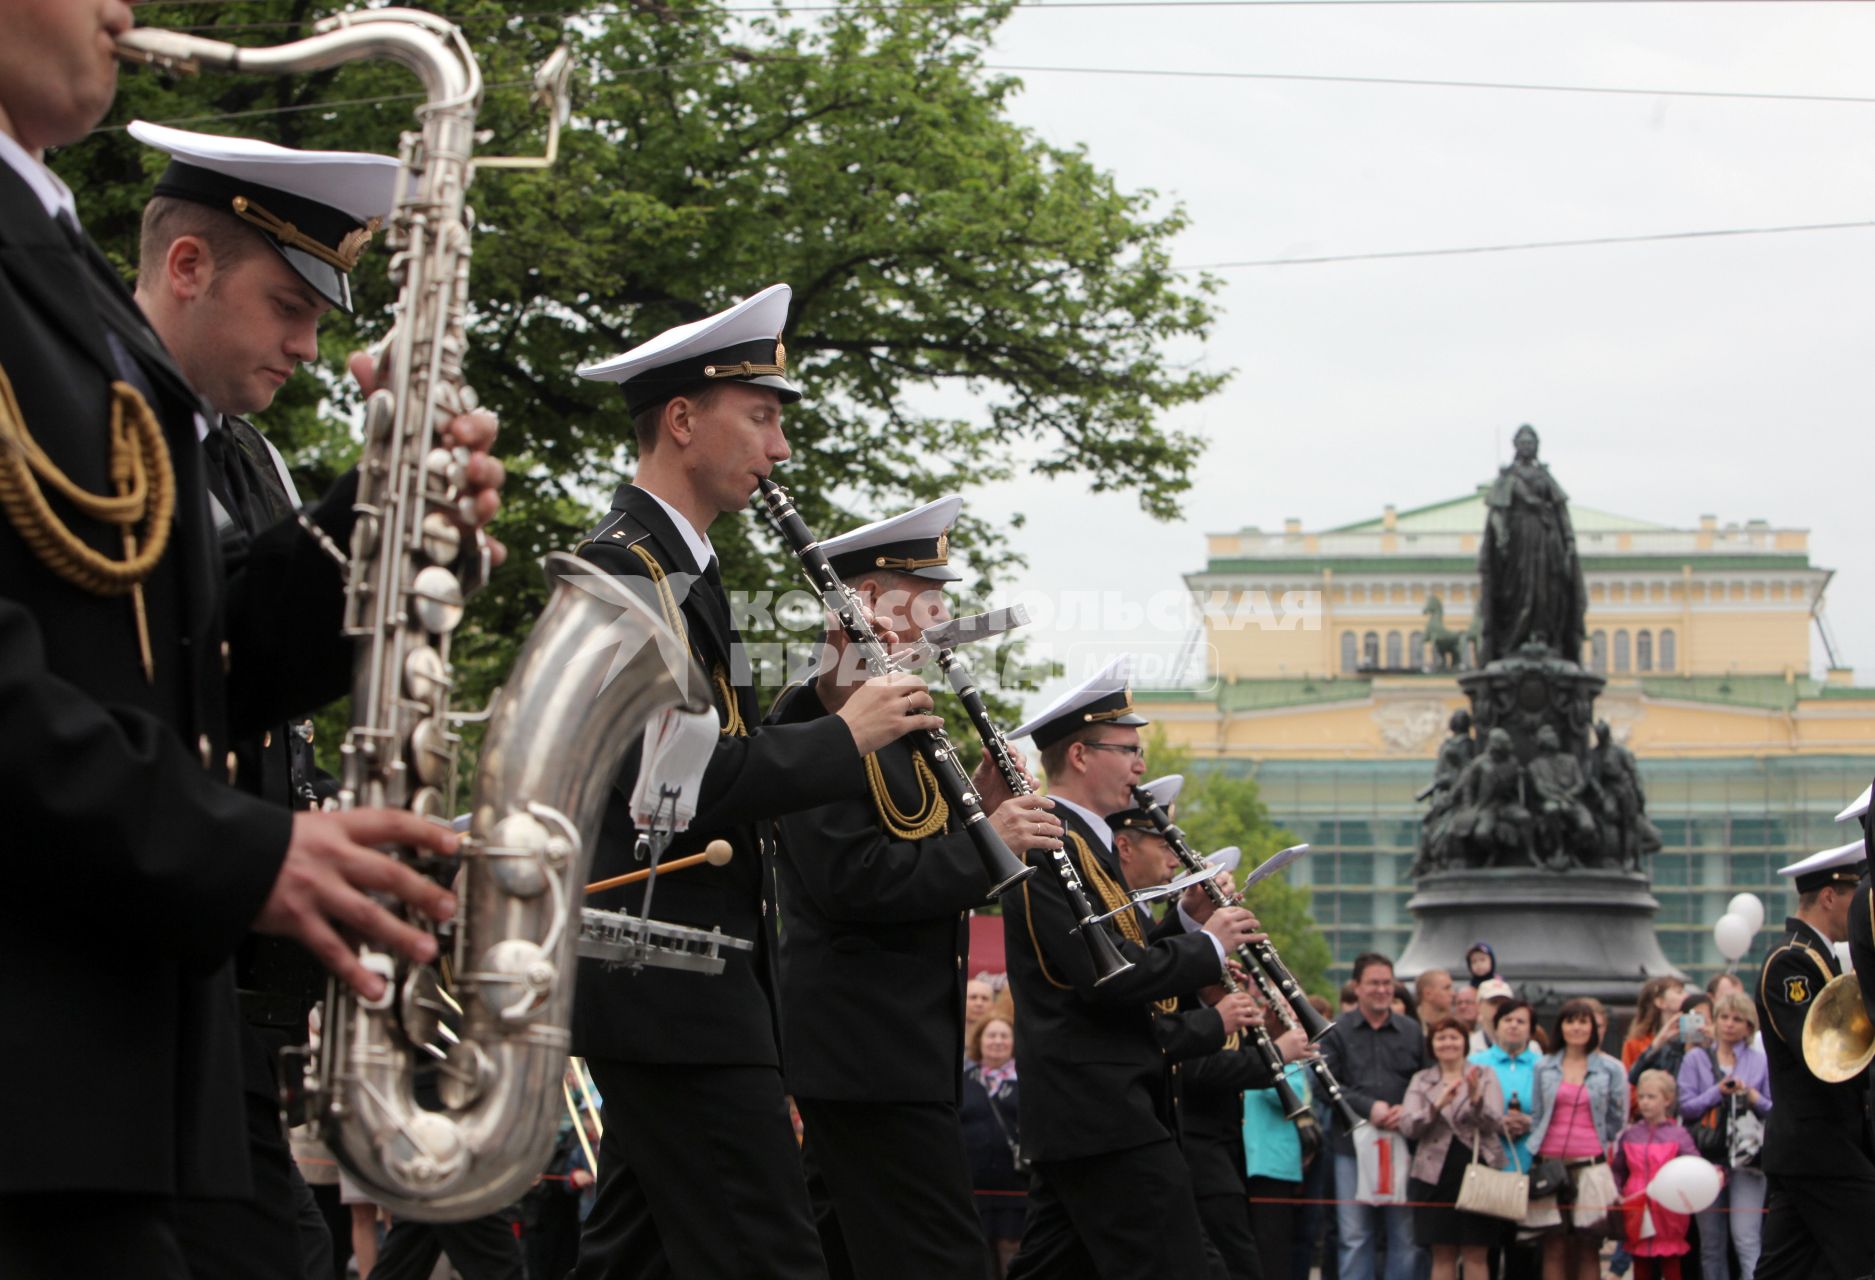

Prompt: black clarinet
[
  {"left": 1131, "top": 785, "right": 1367, "bottom": 1132},
  {"left": 756, "top": 480, "right": 1031, "bottom": 897},
  {"left": 934, "top": 646, "right": 1135, "bottom": 986}
]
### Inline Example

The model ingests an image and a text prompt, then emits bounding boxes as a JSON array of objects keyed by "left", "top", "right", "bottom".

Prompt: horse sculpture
[{"left": 1421, "top": 595, "right": 1478, "bottom": 671}]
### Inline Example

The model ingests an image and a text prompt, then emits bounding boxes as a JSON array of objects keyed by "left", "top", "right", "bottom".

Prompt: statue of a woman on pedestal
[{"left": 1478, "top": 425, "right": 1588, "bottom": 665}]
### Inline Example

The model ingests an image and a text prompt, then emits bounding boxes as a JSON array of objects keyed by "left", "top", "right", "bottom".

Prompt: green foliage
[
  {"left": 55, "top": 0, "right": 1222, "bottom": 765},
  {"left": 1145, "top": 730, "right": 1334, "bottom": 998}
]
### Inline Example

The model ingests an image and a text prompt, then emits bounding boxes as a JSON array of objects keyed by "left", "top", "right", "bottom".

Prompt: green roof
[
  {"left": 1198, "top": 554, "right": 1812, "bottom": 576},
  {"left": 1328, "top": 485, "right": 1667, "bottom": 536},
  {"left": 1140, "top": 677, "right": 1378, "bottom": 712},
  {"left": 1641, "top": 675, "right": 1875, "bottom": 710}
]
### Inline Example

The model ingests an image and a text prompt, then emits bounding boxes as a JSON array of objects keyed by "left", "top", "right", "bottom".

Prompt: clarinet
[
  {"left": 1132, "top": 786, "right": 1367, "bottom": 1132},
  {"left": 934, "top": 647, "right": 1134, "bottom": 986},
  {"left": 756, "top": 480, "right": 1031, "bottom": 897}
]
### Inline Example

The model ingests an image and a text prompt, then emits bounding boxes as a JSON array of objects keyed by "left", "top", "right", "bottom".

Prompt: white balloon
[
  {"left": 1713, "top": 913, "right": 1753, "bottom": 962},
  {"left": 1648, "top": 1155, "right": 1724, "bottom": 1214},
  {"left": 1726, "top": 893, "right": 1765, "bottom": 936}
]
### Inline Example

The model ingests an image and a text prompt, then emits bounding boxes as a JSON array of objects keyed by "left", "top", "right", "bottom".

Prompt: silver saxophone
[{"left": 118, "top": 13, "right": 714, "bottom": 1221}]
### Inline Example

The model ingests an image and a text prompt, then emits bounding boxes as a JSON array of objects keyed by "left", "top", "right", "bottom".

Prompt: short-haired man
[
  {"left": 0, "top": 9, "right": 485, "bottom": 1274},
  {"left": 1414, "top": 968, "right": 1454, "bottom": 1030},
  {"left": 767, "top": 497, "right": 1063, "bottom": 1278},
  {"left": 569, "top": 285, "right": 946, "bottom": 1279},
  {"left": 1753, "top": 839, "right": 1875, "bottom": 1280},
  {"left": 1319, "top": 952, "right": 1431, "bottom": 1280},
  {"left": 1001, "top": 661, "right": 1265, "bottom": 1278}
]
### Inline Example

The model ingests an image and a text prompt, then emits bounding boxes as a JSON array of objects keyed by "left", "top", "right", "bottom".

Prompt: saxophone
[{"left": 118, "top": 13, "right": 709, "bottom": 1221}]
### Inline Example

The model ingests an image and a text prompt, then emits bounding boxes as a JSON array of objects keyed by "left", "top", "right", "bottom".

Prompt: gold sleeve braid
[
  {"left": 625, "top": 542, "right": 746, "bottom": 737},
  {"left": 1073, "top": 832, "right": 1179, "bottom": 1014}
]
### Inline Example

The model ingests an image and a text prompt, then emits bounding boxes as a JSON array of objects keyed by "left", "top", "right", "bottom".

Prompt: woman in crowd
[
  {"left": 1242, "top": 1059, "right": 1317, "bottom": 1280},
  {"left": 963, "top": 977, "right": 996, "bottom": 1063},
  {"left": 1399, "top": 1017, "right": 1508, "bottom": 1280},
  {"left": 1471, "top": 999, "right": 1543, "bottom": 1280},
  {"left": 1622, "top": 977, "right": 1687, "bottom": 1076},
  {"left": 1529, "top": 999, "right": 1629, "bottom": 1280},
  {"left": 1630, "top": 992, "right": 1711, "bottom": 1090},
  {"left": 960, "top": 1016, "right": 1023, "bottom": 1278},
  {"left": 1677, "top": 992, "right": 1772, "bottom": 1280}
]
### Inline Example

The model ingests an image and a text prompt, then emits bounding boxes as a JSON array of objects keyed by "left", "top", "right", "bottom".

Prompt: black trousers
[
  {"left": 1006, "top": 1139, "right": 1227, "bottom": 1280},
  {"left": 1246, "top": 1175, "right": 1297, "bottom": 1280},
  {"left": 1197, "top": 1187, "right": 1265, "bottom": 1280},
  {"left": 1755, "top": 1170, "right": 1875, "bottom": 1280},
  {"left": 571, "top": 1060, "right": 826, "bottom": 1280},
  {"left": 0, "top": 1193, "right": 191, "bottom": 1280},
  {"left": 176, "top": 1023, "right": 332, "bottom": 1280},
  {"left": 373, "top": 1208, "right": 524, "bottom": 1280},
  {"left": 796, "top": 1096, "right": 987, "bottom": 1280}
]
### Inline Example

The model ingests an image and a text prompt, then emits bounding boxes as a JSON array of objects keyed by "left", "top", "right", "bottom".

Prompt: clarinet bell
[
  {"left": 1292, "top": 990, "right": 1335, "bottom": 1043},
  {"left": 978, "top": 824, "right": 1036, "bottom": 898},
  {"left": 1080, "top": 917, "right": 1136, "bottom": 987},
  {"left": 1274, "top": 1069, "right": 1310, "bottom": 1122}
]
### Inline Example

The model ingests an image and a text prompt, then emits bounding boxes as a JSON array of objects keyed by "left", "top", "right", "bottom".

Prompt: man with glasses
[{"left": 1002, "top": 660, "right": 1265, "bottom": 1279}]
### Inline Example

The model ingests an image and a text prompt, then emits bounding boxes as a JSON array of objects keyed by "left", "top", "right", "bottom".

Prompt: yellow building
[{"left": 1143, "top": 487, "right": 1875, "bottom": 983}]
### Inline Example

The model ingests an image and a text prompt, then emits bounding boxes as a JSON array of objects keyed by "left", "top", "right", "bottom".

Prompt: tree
[
  {"left": 60, "top": 0, "right": 1224, "bottom": 741},
  {"left": 1145, "top": 731, "right": 1333, "bottom": 998}
]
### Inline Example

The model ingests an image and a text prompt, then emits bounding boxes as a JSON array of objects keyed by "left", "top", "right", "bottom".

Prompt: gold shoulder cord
[
  {"left": 626, "top": 542, "right": 747, "bottom": 737},
  {"left": 0, "top": 366, "right": 172, "bottom": 682},
  {"left": 1073, "top": 833, "right": 1179, "bottom": 1012},
  {"left": 863, "top": 750, "right": 947, "bottom": 841}
]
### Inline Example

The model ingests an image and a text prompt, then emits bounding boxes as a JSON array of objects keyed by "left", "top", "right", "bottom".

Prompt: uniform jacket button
[
  {"left": 198, "top": 734, "right": 212, "bottom": 768},
  {"left": 263, "top": 731, "right": 273, "bottom": 748},
  {"left": 226, "top": 751, "right": 239, "bottom": 784},
  {"left": 220, "top": 640, "right": 231, "bottom": 673}
]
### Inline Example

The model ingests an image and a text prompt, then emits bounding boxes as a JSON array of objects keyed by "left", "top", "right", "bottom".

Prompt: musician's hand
[
  {"left": 1180, "top": 879, "right": 1218, "bottom": 925},
  {"left": 856, "top": 598, "right": 900, "bottom": 651},
  {"left": 1200, "top": 904, "right": 1264, "bottom": 951},
  {"left": 1210, "top": 992, "right": 1261, "bottom": 1035},
  {"left": 255, "top": 809, "right": 459, "bottom": 1002},
  {"left": 973, "top": 754, "right": 1017, "bottom": 814},
  {"left": 1275, "top": 1024, "right": 1310, "bottom": 1062},
  {"left": 833, "top": 672, "right": 944, "bottom": 755},
  {"left": 988, "top": 793, "right": 1061, "bottom": 853},
  {"left": 350, "top": 351, "right": 507, "bottom": 567}
]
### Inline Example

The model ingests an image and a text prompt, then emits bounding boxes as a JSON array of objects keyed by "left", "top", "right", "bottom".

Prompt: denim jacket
[{"left": 1526, "top": 1051, "right": 1628, "bottom": 1155}]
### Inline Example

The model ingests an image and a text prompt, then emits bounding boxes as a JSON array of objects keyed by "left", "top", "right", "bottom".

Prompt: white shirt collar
[
  {"left": 633, "top": 484, "right": 716, "bottom": 575},
  {"left": 0, "top": 129, "right": 78, "bottom": 223},
  {"left": 1048, "top": 794, "right": 1114, "bottom": 851}
]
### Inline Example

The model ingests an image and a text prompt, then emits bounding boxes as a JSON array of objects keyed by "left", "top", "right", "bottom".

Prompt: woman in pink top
[{"left": 1528, "top": 1000, "right": 1630, "bottom": 1280}]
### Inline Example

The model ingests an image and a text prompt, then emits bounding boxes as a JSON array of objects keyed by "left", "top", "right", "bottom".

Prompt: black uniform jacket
[
  {"left": 0, "top": 166, "right": 353, "bottom": 1198},
  {"left": 1851, "top": 873, "right": 1875, "bottom": 1034},
  {"left": 1003, "top": 803, "right": 1227, "bottom": 1162},
  {"left": 570, "top": 484, "right": 864, "bottom": 1066},
  {"left": 1170, "top": 993, "right": 1276, "bottom": 1196},
  {"left": 768, "top": 679, "right": 992, "bottom": 1101},
  {"left": 1755, "top": 915, "right": 1875, "bottom": 1179}
]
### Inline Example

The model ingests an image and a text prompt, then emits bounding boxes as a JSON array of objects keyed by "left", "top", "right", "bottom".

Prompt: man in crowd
[
  {"left": 1413, "top": 968, "right": 1454, "bottom": 1034},
  {"left": 1319, "top": 952, "right": 1430, "bottom": 1280},
  {"left": 1002, "top": 661, "right": 1264, "bottom": 1278},
  {"left": 768, "top": 497, "right": 1063, "bottom": 1278},
  {"left": 0, "top": 6, "right": 493, "bottom": 1272},
  {"left": 569, "top": 284, "right": 951, "bottom": 1279},
  {"left": 1754, "top": 839, "right": 1875, "bottom": 1280}
]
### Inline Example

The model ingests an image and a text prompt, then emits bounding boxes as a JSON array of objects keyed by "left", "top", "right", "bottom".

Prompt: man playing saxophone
[
  {"left": 766, "top": 497, "right": 1064, "bottom": 1278},
  {"left": 0, "top": 7, "right": 503, "bottom": 1273},
  {"left": 570, "top": 285, "right": 951, "bottom": 1279}
]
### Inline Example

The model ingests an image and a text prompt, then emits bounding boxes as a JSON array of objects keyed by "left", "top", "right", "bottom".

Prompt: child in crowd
[
  {"left": 1465, "top": 942, "right": 1499, "bottom": 988},
  {"left": 1610, "top": 1069, "right": 1700, "bottom": 1280}
]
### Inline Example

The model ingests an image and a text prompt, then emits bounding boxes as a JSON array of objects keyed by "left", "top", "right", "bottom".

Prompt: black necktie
[{"left": 203, "top": 418, "right": 291, "bottom": 538}]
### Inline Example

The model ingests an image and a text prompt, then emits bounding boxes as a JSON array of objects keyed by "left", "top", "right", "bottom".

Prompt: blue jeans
[
  {"left": 1334, "top": 1150, "right": 1421, "bottom": 1280},
  {"left": 1697, "top": 1167, "right": 1765, "bottom": 1280}
]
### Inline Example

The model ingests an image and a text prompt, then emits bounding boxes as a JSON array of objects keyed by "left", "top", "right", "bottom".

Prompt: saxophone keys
[
  {"left": 404, "top": 643, "right": 449, "bottom": 703},
  {"left": 410, "top": 564, "right": 465, "bottom": 633},
  {"left": 420, "top": 510, "right": 461, "bottom": 564},
  {"left": 410, "top": 719, "right": 453, "bottom": 785}
]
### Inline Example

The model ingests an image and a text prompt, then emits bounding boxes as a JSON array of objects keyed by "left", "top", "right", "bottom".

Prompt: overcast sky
[{"left": 958, "top": 0, "right": 1875, "bottom": 715}]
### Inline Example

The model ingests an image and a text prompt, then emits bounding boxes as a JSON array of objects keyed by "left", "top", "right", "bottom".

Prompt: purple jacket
[{"left": 1676, "top": 1043, "right": 1772, "bottom": 1121}]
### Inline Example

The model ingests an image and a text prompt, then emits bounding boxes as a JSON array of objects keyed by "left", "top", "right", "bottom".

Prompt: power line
[
  {"left": 1174, "top": 219, "right": 1875, "bottom": 268},
  {"left": 987, "top": 63, "right": 1875, "bottom": 105}
]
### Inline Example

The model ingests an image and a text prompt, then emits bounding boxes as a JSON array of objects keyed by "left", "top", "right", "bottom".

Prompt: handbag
[
  {"left": 1528, "top": 1158, "right": 1568, "bottom": 1199},
  {"left": 1691, "top": 1048, "right": 1731, "bottom": 1162},
  {"left": 1571, "top": 1159, "right": 1619, "bottom": 1232},
  {"left": 1456, "top": 1133, "right": 1530, "bottom": 1222}
]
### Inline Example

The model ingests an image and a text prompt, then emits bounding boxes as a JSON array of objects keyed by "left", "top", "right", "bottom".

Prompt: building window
[
  {"left": 1362, "top": 632, "right": 1379, "bottom": 668},
  {"left": 1637, "top": 630, "right": 1653, "bottom": 672},
  {"left": 1659, "top": 629, "right": 1676, "bottom": 672},
  {"left": 1614, "top": 630, "right": 1631, "bottom": 674},
  {"left": 1386, "top": 631, "right": 1403, "bottom": 669},
  {"left": 1341, "top": 631, "right": 1358, "bottom": 674},
  {"left": 1590, "top": 631, "right": 1608, "bottom": 673},
  {"left": 1408, "top": 630, "right": 1423, "bottom": 670}
]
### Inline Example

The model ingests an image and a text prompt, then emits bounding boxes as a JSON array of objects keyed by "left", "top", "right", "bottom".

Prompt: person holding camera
[
  {"left": 1677, "top": 992, "right": 1772, "bottom": 1280},
  {"left": 1628, "top": 992, "right": 1713, "bottom": 1092}
]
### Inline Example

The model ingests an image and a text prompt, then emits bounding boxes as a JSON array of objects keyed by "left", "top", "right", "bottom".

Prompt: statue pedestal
[
  {"left": 1459, "top": 643, "right": 1605, "bottom": 764},
  {"left": 1396, "top": 868, "right": 1681, "bottom": 1012}
]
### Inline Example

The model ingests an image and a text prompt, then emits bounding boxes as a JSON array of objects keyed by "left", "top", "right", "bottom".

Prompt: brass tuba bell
[{"left": 1801, "top": 971, "right": 1875, "bottom": 1083}]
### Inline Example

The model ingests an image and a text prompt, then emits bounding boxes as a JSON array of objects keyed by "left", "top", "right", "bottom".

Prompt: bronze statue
[
  {"left": 1528, "top": 725, "right": 1599, "bottom": 869},
  {"left": 1413, "top": 709, "right": 1477, "bottom": 874},
  {"left": 1478, "top": 425, "right": 1588, "bottom": 665},
  {"left": 1590, "top": 720, "right": 1662, "bottom": 871},
  {"left": 1447, "top": 727, "right": 1533, "bottom": 869}
]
